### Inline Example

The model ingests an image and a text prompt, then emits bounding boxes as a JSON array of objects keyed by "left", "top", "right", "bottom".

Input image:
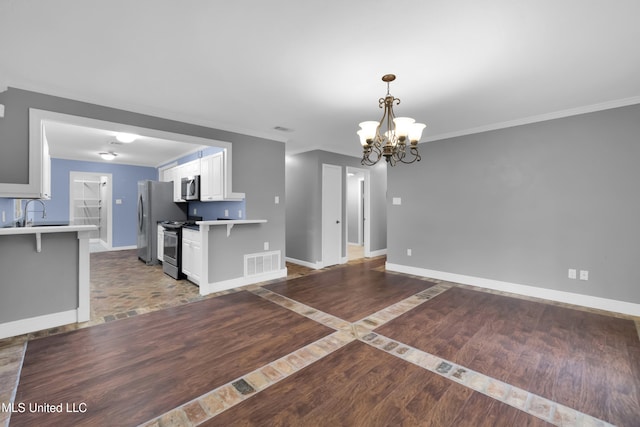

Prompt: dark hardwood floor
[
  {"left": 11, "top": 292, "right": 332, "bottom": 426},
  {"left": 265, "top": 257, "right": 434, "bottom": 322},
  {"left": 375, "top": 287, "right": 640, "bottom": 427},
  {"left": 207, "top": 341, "right": 553, "bottom": 427},
  {"left": 3, "top": 251, "right": 639, "bottom": 426}
]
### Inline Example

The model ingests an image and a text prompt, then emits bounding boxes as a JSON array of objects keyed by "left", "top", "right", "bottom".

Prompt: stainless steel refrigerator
[{"left": 137, "top": 180, "right": 187, "bottom": 265}]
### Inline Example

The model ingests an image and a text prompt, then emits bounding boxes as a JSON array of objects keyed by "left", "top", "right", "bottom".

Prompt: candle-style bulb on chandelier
[{"left": 357, "top": 74, "right": 425, "bottom": 166}]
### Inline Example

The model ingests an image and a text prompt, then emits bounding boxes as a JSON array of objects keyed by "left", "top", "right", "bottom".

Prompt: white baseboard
[
  {"left": 200, "top": 268, "right": 288, "bottom": 296},
  {"left": 386, "top": 263, "right": 640, "bottom": 317},
  {"left": 0, "top": 309, "right": 78, "bottom": 340},
  {"left": 367, "top": 248, "right": 387, "bottom": 258},
  {"left": 109, "top": 245, "right": 137, "bottom": 251},
  {"left": 286, "top": 257, "right": 323, "bottom": 270}
]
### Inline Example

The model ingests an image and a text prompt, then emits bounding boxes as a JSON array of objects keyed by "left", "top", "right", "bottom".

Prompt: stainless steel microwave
[{"left": 181, "top": 175, "right": 200, "bottom": 201}]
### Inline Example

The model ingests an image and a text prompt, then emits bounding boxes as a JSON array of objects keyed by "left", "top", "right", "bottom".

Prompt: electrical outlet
[
  {"left": 264, "top": 242, "right": 269, "bottom": 250},
  {"left": 579, "top": 270, "right": 589, "bottom": 281},
  {"left": 392, "top": 197, "right": 402, "bottom": 205},
  {"left": 224, "top": 209, "right": 229, "bottom": 217},
  {"left": 193, "top": 208, "right": 197, "bottom": 215},
  {"left": 275, "top": 196, "right": 280, "bottom": 204},
  {"left": 1, "top": 210, "right": 5, "bottom": 223},
  {"left": 407, "top": 248, "right": 412, "bottom": 256},
  {"left": 568, "top": 268, "right": 577, "bottom": 279},
  {"left": 238, "top": 210, "right": 242, "bottom": 218}
]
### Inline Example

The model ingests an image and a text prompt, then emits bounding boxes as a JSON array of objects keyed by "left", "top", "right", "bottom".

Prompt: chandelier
[{"left": 357, "top": 74, "right": 425, "bottom": 166}]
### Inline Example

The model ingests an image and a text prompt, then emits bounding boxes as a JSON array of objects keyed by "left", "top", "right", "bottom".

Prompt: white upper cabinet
[
  {"left": 40, "top": 129, "right": 52, "bottom": 199},
  {"left": 170, "top": 165, "right": 185, "bottom": 203},
  {"left": 200, "top": 152, "right": 224, "bottom": 201},
  {"left": 0, "top": 109, "right": 51, "bottom": 199},
  {"left": 159, "top": 164, "right": 183, "bottom": 203},
  {"left": 182, "top": 158, "right": 200, "bottom": 177},
  {"left": 163, "top": 149, "right": 244, "bottom": 202}
]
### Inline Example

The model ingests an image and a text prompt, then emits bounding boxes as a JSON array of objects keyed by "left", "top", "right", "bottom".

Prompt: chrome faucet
[{"left": 22, "top": 199, "right": 47, "bottom": 227}]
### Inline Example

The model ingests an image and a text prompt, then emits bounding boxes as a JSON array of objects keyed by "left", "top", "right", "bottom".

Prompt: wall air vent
[{"left": 244, "top": 250, "right": 281, "bottom": 277}]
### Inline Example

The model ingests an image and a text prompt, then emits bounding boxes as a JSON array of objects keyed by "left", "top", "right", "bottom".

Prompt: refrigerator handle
[{"left": 138, "top": 194, "right": 144, "bottom": 232}]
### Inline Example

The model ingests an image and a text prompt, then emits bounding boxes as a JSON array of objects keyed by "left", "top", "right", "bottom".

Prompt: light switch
[
  {"left": 275, "top": 196, "right": 280, "bottom": 204},
  {"left": 264, "top": 242, "right": 269, "bottom": 250},
  {"left": 115, "top": 199, "right": 123, "bottom": 205},
  {"left": 392, "top": 197, "right": 402, "bottom": 205}
]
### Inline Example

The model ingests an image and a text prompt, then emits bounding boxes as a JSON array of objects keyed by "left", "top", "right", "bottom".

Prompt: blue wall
[
  {"left": 50, "top": 158, "right": 157, "bottom": 247},
  {"left": 187, "top": 199, "right": 246, "bottom": 220},
  {"left": 0, "top": 198, "right": 15, "bottom": 227}
]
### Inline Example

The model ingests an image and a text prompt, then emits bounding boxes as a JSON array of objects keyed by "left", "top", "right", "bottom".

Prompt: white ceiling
[
  {"left": 43, "top": 120, "right": 207, "bottom": 167},
  {"left": 1, "top": 0, "right": 640, "bottom": 165}
]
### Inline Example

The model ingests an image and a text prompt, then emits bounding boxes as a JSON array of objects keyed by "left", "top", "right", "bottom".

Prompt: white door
[{"left": 322, "top": 164, "right": 342, "bottom": 267}]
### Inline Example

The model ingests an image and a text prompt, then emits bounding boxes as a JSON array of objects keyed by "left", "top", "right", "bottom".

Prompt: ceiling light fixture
[
  {"left": 115, "top": 132, "right": 138, "bottom": 143},
  {"left": 357, "top": 74, "right": 425, "bottom": 166},
  {"left": 99, "top": 151, "right": 117, "bottom": 161}
]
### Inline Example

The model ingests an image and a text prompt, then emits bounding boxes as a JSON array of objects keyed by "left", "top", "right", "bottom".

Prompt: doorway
[
  {"left": 346, "top": 166, "right": 371, "bottom": 260},
  {"left": 321, "top": 164, "right": 342, "bottom": 267},
  {"left": 69, "top": 171, "right": 113, "bottom": 252}
]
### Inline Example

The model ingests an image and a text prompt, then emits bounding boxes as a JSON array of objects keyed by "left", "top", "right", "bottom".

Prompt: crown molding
[{"left": 426, "top": 95, "right": 640, "bottom": 143}]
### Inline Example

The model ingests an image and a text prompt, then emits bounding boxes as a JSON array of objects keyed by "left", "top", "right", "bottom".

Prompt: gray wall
[
  {"left": 0, "top": 90, "right": 29, "bottom": 184},
  {"left": 0, "top": 87, "right": 286, "bottom": 267},
  {"left": 208, "top": 223, "right": 270, "bottom": 281},
  {"left": 0, "top": 232, "right": 79, "bottom": 322},
  {"left": 286, "top": 150, "right": 387, "bottom": 264},
  {"left": 231, "top": 133, "right": 286, "bottom": 268},
  {"left": 387, "top": 103, "right": 640, "bottom": 304}
]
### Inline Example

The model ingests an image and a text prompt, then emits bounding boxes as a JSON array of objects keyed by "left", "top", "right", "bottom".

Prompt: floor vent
[{"left": 245, "top": 250, "right": 280, "bottom": 277}]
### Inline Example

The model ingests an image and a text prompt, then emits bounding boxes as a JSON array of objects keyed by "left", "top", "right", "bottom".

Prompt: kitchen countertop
[
  {"left": 0, "top": 224, "right": 97, "bottom": 235},
  {"left": 195, "top": 219, "right": 267, "bottom": 226}
]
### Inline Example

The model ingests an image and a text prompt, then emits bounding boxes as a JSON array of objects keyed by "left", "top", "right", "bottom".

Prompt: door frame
[{"left": 69, "top": 171, "right": 113, "bottom": 249}]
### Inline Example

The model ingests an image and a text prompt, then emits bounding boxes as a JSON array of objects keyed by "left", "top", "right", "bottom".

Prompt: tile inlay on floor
[{"left": 1, "top": 251, "right": 638, "bottom": 426}]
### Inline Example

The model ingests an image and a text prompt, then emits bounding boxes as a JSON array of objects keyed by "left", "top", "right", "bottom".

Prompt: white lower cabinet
[
  {"left": 157, "top": 224, "right": 164, "bottom": 262},
  {"left": 181, "top": 228, "right": 201, "bottom": 284}
]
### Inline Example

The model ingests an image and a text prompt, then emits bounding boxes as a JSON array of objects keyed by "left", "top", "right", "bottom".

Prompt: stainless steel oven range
[{"left": 161, "top": 218, "right": 200, "bottom": 279}]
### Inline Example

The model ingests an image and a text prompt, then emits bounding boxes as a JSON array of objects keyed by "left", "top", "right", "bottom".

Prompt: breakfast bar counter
[{"left": 0, "top": 225, "right": 96, "bottom": 339}]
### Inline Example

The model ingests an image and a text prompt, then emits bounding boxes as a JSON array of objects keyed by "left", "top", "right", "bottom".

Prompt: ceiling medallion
[{"left": 357, "top": 74, "right": 425, "bottom": 166}]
